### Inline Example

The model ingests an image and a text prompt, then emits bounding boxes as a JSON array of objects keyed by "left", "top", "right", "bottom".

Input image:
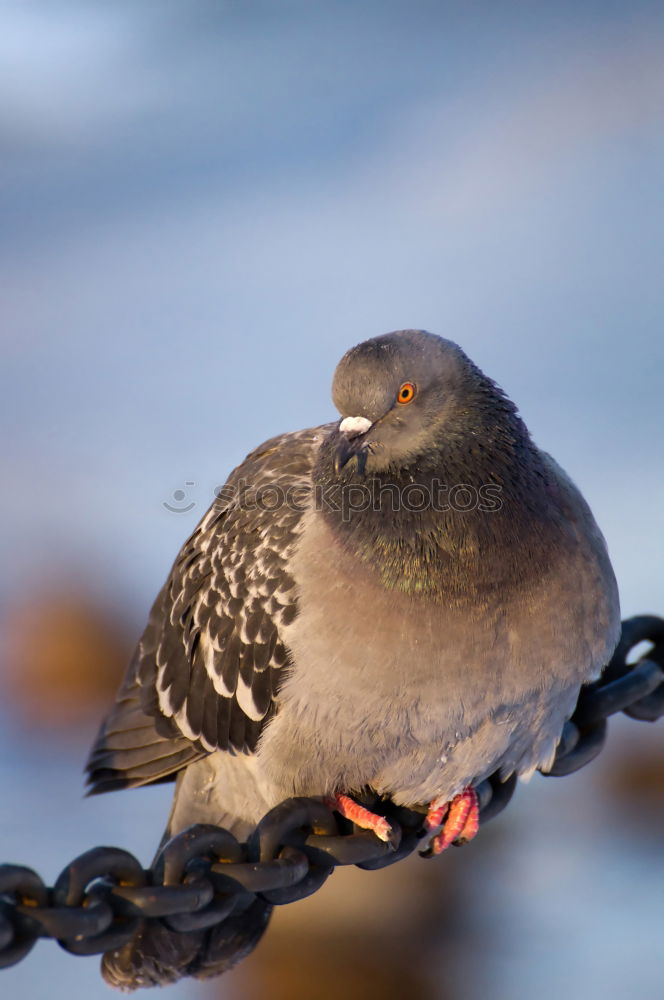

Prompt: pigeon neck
[{"left": 314, "top": 416, "right": 559, "bottom": 598}]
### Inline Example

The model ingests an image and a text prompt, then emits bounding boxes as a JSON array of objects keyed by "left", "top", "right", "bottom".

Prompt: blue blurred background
[{"left": 1, "top": 2, "right": 663, "bottom": 998}]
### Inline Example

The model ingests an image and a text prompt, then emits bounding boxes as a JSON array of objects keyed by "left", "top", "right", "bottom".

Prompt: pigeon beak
[
  {"left": 334, "top": 439, "right": 369, "bottom": 475},
  {"left": 334, "top": 416, "right": 372, "bottom": 475}
]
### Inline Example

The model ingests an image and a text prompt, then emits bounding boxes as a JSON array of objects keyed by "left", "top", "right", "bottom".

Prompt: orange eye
[{"left": 397, "top": 381, "right": 416, "bottom": 405}]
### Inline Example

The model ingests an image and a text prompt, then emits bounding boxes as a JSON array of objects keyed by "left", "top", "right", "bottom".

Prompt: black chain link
[{"left": 1, "top": 615, "right": 662, "bottom": 970}]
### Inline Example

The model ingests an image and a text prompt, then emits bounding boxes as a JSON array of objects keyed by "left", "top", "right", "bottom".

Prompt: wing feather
[{"left": 85, "top": 425, "right": 328, "bottom": 794}]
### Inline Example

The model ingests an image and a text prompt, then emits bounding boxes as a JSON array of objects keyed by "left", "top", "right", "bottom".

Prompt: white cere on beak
[{"left": 339, "top": 416, "right": 372, "bottom": 437}]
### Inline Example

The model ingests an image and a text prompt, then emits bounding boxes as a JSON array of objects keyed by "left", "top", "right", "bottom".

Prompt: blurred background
[{"left": 1, "top": 1, "right": 663, "bottom": 997}]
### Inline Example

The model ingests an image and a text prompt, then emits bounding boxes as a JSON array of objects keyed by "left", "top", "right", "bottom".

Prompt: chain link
[{"left": 1, "top": 615, "right": 662, "bottom": 970}]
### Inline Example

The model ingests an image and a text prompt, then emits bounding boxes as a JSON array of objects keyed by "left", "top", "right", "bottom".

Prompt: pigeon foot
[
  {"left": 422, "top": 786, "right": 479, "bottom": 855},
  {"left": 325, "top": 793, "right": 393, "bottom": 842}
]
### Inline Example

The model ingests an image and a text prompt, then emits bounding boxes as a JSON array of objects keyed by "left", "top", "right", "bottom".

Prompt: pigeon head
[{"left": 331, "top": 329, "right": 493, "bottom": 474}]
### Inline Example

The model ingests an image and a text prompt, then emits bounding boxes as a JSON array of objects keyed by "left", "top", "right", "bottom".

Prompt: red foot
[
  {"left": 425, "top": 787, "right": 479, "bottom": 855},
  {"left": 325, "top": 793, "right": 393, "bottom": 842}
]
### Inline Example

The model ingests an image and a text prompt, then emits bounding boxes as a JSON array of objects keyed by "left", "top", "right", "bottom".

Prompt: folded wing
[{"left": 86, "top": 427, "right": 325, "bottom": 794}]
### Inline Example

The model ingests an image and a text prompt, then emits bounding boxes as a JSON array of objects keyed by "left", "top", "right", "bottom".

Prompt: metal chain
[{"left": 1, "top": 615, "right": 662, "bottom": 970}]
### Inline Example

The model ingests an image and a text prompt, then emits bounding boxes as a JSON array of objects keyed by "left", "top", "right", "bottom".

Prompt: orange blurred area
[
  {"left": 599, "top": 718, "right": 664, "bottom": 828},
  {"left": 2, "top": 590, "right": 131, "bottom": 730}
]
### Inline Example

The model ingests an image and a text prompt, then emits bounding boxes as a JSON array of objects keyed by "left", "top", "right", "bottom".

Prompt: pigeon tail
[{"left": 101, "top": 896, "right": 272, "bottom": 991}]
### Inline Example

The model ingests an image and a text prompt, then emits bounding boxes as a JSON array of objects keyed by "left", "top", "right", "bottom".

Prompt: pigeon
[{"left": 86, "top": 329, "right": 620, "bottom": 988}]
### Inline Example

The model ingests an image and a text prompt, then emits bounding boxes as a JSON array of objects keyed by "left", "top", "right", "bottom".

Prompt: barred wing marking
[
  {"left": 137, "top": 427, "right": 324, "bottom": 755},
  {"left": 85, "top": 426, "right": 327, "bottom": 793}
]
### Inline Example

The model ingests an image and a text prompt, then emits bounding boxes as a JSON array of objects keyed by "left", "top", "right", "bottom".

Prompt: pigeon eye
[{"left": 397, "top": 382, "right": 416, "bottom": 405}]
